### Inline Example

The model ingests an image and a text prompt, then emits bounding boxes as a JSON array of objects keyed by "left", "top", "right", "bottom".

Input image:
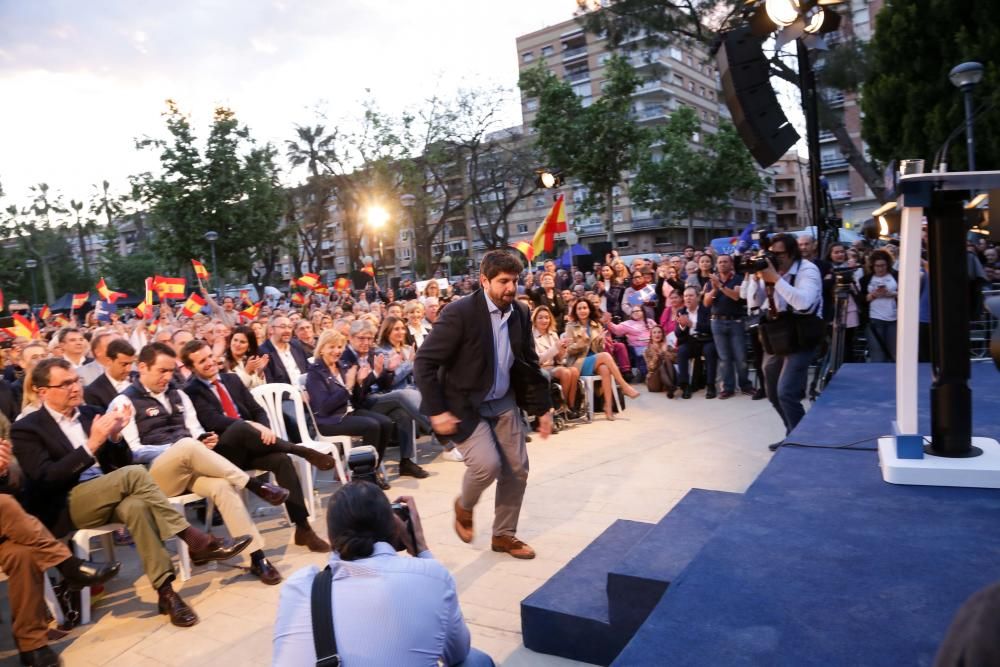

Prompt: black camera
[
  {"left": 390, "top": 502, "right": 417, "bottom": 552},
  {"left": 734, "top": 230, "right": 772, "bottom": 273}
]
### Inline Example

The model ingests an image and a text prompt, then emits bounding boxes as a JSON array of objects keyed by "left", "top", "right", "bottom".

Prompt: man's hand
[
  {"left": 709, "top": 273, "right": 722, "bottom": 291},
  {"left": 250, "top": 422, "right": 277, "bottom": 445},
  {"left": 387, "top": 352, "right": 402, "bottom": 371},
  {"left": 757, "top": 258, "right": 780, "bottom": 284},
  {"left": 200, "top": 432, "right": 219, "bottom": 449},
  {"left": 357, "top": 364, "right": 372, "bottom": 382},
  {"left": 677, "top": 313, "right": 691, "bottom": 328},
  {"left": 393, "top": 495, "right": 429, "bottom": 556},
  {"left": 537, "top": 411, "right": 553, "bottom": 440},
  {"left": 373, "top": 354, "right": 385, "bottom": 376},
  {"left": 0, "top": 439, "right": 12, "bottom": 476},
  {"left": 87, "top": 412, "right": 125, "bottom": 454},
  {"left": 430, "top": 411, "right": 460, "bottom": 436}
]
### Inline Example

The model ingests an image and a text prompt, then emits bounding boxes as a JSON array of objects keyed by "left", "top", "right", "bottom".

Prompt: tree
[
  {"left": 631, "top": 107, "right": 764, "bottom": 245},
  {"left": 285, "top": 124, "right": 338, "bottom": 273},
  {"left": 2, "top": 192, "right": 83, "bottom": 305},
  {"left": 68, "top": 199, "right": 97, "bottom": 280},
  {"left": 519, "top": 55, "right": 649, "bottom": 245},
  {"left": 578, "top": 1, "right": 886, "bottom": 199},
  {"left": 861, "top": 0, "right": 1000, "bottom": 171},
  {"left": 466, "top": 128, "right": 541, "bottom": 250}
]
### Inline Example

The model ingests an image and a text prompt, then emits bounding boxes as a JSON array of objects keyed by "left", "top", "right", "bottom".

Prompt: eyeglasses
[
  {"left": 353, "top": 335, "right": 374, "bottom": 341},
  {"left": 45, "top": 378, "right": 82, "bottom": 390}
]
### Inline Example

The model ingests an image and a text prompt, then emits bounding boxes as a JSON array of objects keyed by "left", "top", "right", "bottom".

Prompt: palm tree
[
  {"left": 286, "top": 125, "right": 338, "bottom": 274},
  {"left": 28, "top": 183, "right": 64, "bottom": 304},
  {"left": 69, "top": 199, "right": 98, "bottom": 279}
]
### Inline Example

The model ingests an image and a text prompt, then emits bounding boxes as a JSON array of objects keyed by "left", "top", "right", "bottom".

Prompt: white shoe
[{"left": 442, "top": 448, "right": 464, "bottom": 462}]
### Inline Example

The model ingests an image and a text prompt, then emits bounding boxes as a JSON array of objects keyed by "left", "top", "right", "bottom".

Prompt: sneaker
[{"left": 442, "top": 448, "right": 464, "bottom": 462}]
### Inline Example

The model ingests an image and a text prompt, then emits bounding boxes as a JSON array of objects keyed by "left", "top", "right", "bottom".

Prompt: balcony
[
  {"left": 629, "top": 50, "right": 661, "bottom": 68},
  {"left": 631, "top": 217, "right": 665, "bottom": 230},
  {"left": 821, "top": 156, "right": 849, "bottom": 171},
  {"left": 829, "top": 189, "right": 852, "bottom": 201},
  {"left": 818, "top": 129, "right": 836, "bottom": 142},
  {"left": 634, "top": 79, "right": 673, "bottom": 96},
  {"left": 562, "top": 45, "right": 588, "bottom": 61},
  {"left": 565, "top": 69, "right": 591, "bottom": 84},
  {"left": 636, "top": 105, "right": 668, "bottom": 120},
  {"left": 821, "top": 91, "right": 845, "bottom": 107}
]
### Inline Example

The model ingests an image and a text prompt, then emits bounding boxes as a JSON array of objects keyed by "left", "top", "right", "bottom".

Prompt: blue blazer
[{"left": 304, "top": 362, "right": 355, "bottom": 428}]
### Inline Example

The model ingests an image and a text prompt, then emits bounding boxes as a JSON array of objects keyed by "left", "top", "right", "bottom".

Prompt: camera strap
[{"left": 311, "top": 565, "right": 341, "bottom": 667}]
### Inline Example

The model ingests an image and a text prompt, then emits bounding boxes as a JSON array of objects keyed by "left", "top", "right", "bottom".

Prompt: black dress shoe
[
  {"left": 189, "top": 534, "right": 253, "bottom": 566},
  {"left": 398, "top": 458, "right": 429, "bottom": 479},
  {"left": 158, "top": 588, "right": 198, "bottom": 627},
  {"left": 61, "top": 559, "right": 121, "bottom": 591},
  {"left": 705, "top": 388, "right": 717, "bottom": 399},
  {"left": 752, "top": 388, "right": 767, "bottom": 401},
  {"left": 250, "top": 557, "right": 283, "bottom": 585},
  {"left": 376, "top": 473, "right": 391, "bottom": 490},
  {"left": 19, "top": 646, "right": 61, "bottom": 667},
  {"left": 253, "top": 482, "right": 290, "bottom": 506},
  {"left": 681, "top": 385, "right": 692, "bottom": 399},
  {"left": 294, "top": 446, "right": 337, "bottom": 471}
]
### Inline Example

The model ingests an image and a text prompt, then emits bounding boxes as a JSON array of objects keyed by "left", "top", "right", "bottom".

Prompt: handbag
[
  {"left": 311, "top": 566, "right": 341, "bottom": 667},
  {"left": 758, "top": 266, "right": 823, "bottom": 355}
]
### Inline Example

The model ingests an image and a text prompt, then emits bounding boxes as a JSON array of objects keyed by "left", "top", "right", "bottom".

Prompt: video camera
[{"left": 735, "top": 230, "right": 773, "bottom": 273}]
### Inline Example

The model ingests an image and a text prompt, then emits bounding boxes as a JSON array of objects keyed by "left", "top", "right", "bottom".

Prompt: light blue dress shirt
[
  {"left": 272, "top": 543, "right": 471, "bottom": 666},
  {"left": 483, "top": 294, "right": 514, "bottom": 402}
]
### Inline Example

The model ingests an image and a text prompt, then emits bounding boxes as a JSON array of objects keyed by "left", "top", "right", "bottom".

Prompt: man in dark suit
[
  {"left": 415, "top": 250, "right": 552, "bottom": 560},
  {"left": 180, "top": 339, "right": 333, "bottom": 555},
  {"left": 676, "top": 285, "right": 719, "bottom": 399},
  {"left": 83, "top": 338, "right": 136, "bottom": 410},
  {"left": 259, "top": 314, "right": 310, "bottom": 385},
  {"left": 11, "top": 358, "right": 251, "bottom": 628},
  {"left": 0, "top": 377, "right": 15, "bottom": 423}
]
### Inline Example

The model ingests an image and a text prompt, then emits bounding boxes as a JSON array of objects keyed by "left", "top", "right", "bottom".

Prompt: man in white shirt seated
[
  {"left": 109, "top": 342, "right": 290, "bottom": 585},
  {"left": 78, "top": 329, "right": 120, "bottom": 386},
  {"left": 273, "top": 483, "right": 494, "bottom": 667},
  {"left": 84, "top": 338, "right": 136, "bottom": 410}
]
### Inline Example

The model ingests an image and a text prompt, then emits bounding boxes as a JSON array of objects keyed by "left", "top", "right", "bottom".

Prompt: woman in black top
[{"left": 527, "top": 272, "right": 567, "bottom": 334}]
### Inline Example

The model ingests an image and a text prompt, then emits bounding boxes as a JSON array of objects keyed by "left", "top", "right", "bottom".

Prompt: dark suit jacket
[
  {"left": 304, "top": 361, "right": 354, "bottom": 428},
  {"left": 11, "top": 406, "right": 133, "bottom": 537},
  {"left": 675, "top": 304, "right": 714, "bottom": 346},
  {"left": 337, "top": 346, "right": 395, "bottom": 404},
  {"left": 0, "top": 379, "right": 15, "bottom": 423},
  {"left": 183, "top": 372, "right": 269, "bottom": 434},
  {"left": 259, "top": 339, "right": 310, "bottom": 385},
  {"left": 414, "top": 290, "right": 551, "bottom": 443},
  {"left": 84, "top": 373, "right": 121, "bottom": 411}
]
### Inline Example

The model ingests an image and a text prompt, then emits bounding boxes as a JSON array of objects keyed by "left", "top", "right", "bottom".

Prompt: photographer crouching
[
  {"left": 272, "top": 481, "right": 494, "bottom": 666},
  {"left": 743, "top": 233, "right": 824, "bottom": 449}
]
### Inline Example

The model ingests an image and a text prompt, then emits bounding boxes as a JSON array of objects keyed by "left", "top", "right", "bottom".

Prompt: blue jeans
[
  {"left": 762, "top": 346, "right": 815, "bottom": 435},
  {"left": 710, "top": 319, "right": 749, "bottom": 393},
  {"left": 867, "top": 319, "right": 897, "bottom": 362},
  {"left": 455, "top": 647, "right": 495, "bottom": 666}
]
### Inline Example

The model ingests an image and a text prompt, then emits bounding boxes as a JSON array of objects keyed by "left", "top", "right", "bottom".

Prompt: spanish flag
[
  {"left": 333, "top": 277, "right": 351, "bottom": 293},
  {"left": 531, "top": 194, "right": 568, "bottom": 257},
  {"left": 295, "top": 273, "right": 321, "bottom": 290},
  {"left": 3, "top": 314, "right": 39, "bottom": 340},
  {"left": 239, "top": 289, "right": 251, "bottom": 305},
  {"left": 191, "top": 259, "right": 210, "bottom": 281},
  {"left": 313, "top": 284, "right": 329, "bottom": 296},
  {"left": 71, "top": 293, "right": 90, "bottom": 310},
  {"left": 291, "top": 292, "right": 306, "bottom": 305},
  {"left": 96, "top": 278, "right": 126, "bottom": 304},
  {"left": 53, "top": 313, "right": 70, "bottom": 327},
  {"left": 135, "top": 278, "right": 154, "bottom": 319},
  {"left": 153, "top": 276, "right": 186, "bottom": 300},
  {"left": 181, "top": 293, "right": 206, "bottom": 318},
  {"left": 361, "top": 264, "right": 375, "bottom": 278},
  {"left": 39, "top": 305, "right": 51, "bottom": 321},
  {"left": 510, "top": 241, "right": 535, "bottom": 262},
  {"left": 240, "top": 300, "right": 262, "bottom": 322}
]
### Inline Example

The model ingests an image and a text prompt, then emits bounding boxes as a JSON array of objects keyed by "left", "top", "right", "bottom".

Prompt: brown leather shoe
[
  {"left": 491, "top": 535, "right": 536, "bottom": 560},
  {"left": 253, "top": 482, "right": 290, "bottom": 506},
  {"left": 189, "top": 534, "right": 253, "bottom": 566},
  {"left": 158, "top": 588, "right": 198, "bottom": 627},
  {"left": 249, "top": 557, "right": 283, "bottom": 585},
  {"left": 294, "top": 525, "right": 331, "bottom": 553},
  {"left": 454, "top": 497, "right": 474, "bottom": 543},
  {"left": 294, "top": 447, "right": 337, "bottom": 471}
]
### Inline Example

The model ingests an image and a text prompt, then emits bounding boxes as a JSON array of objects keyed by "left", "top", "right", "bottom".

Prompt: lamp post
[
  {"left": 442, "top": 254, "right": 452, "bottom": 282},
  {"left": 204, "top": 231, "right": 220, "bottom": 296},
  {"left": 24, "top": 258, "right": 38, "bottom": 306},
  {"left": 949, "top": 61, "right": 984, "bottom": 171},
  {"left": 365, "top": 205, "right": 389, "bottom": 289},
  {"left": 400, "top": 193, "right": 417, "bottom": 279}
]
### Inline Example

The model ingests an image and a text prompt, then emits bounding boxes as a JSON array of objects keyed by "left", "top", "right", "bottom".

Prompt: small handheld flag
[
  {"left": 71, "top": 293, "right": 89, "bottom": 310},
  {"left": 333, "top": 277, "right": 352, "bottom": 293},
  {"left": 3, "top": 314, "right": 39, "bottom": 340},
  {"left": 152, "top": 276, "right": 186, "bottom": 300},
  {"left": 191, "top": 259, "right": 210, "bottom": 281},
  {"left": 295, "top": 273, "right": 321, "bottom": 290},
  {"left": 181, "top": 293, "right": 207, "bottom": 318},
  {"left": 510, "top": 241, "right": 536, "bottom": 262},
  {"left": 291, "top": 292, "right": 306, "bottom": 305},
  {"left": 39, "top": 305, "right": 51, "bottom": 321},
  {"left": 240, "top": 301, "right": 262, "bottom": 322},
  {"left": 96, "top": 278, "right": 127, "bottom": 304}
]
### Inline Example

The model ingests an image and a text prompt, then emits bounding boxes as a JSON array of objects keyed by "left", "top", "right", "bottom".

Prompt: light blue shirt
[
  {"left": 272, "top": 542, "right": 471, "bottom": 667},
  {"left": 484, "top": 293, "right": 514, "bottom": 402}
]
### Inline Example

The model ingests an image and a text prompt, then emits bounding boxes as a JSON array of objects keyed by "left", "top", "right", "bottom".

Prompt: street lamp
[
  {"left": 24, "top": 258, "right": 38, "bottom": 306},
  {"left": 204, "top": 231, "right": 219, "bottom": 296},
  {"left": 365, "top": 205, "right": 389, "bottom": 287},
  {"left": 400, "top": 194, "right": 417, "bottom": 278},
  {"left": 949, "top": 61, "right": 984, "bottom": 171},
  {"left": 442, "top": 254, "right": 452, "bottom": 282}
]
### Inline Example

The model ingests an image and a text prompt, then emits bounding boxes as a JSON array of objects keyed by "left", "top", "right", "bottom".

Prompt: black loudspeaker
[
  {"left": 717, "top": 26, "right": 800, "bottom": 168},
  {"left": 589, "top": 241, "right": 613, "bottom": 264}
]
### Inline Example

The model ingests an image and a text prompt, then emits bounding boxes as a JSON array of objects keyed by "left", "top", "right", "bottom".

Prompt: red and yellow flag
[
  {"left": 71, "top": 293, "right": 89, "bottom": 309},
  {"left": 39, "top": 305, "right": 51, "bottom": 321},
  {"left": 313, "top": 284, "right": 329, "bottom": 296},
  {"left": 531, "top": 194, "right": 568, "bottom": 257},
  {"left": 0, "top": 287, "right": 4, "bottom": 312},
  {"left": 134, "top": 278, "right": 153, "bottom": 319},
  {"left": 191, "top": 259, "right": 210, "bottom": 281},
  {"left": 361, "top": 264, "right": 375, "bottom": 278},
  {"left": 239, "top": 289, "right": 251, "bottom": 306},
  {"left": 153, "top": 276, "right": 186, "bottom": 300},
  {"left": 291, "top": 292, "right": 306, "bottom": 305},
  {"left": 53, "top": 313, "right": 70, "bottom": 327},
  {"left": 3, "top": 314, "right": 39, "bottom": 340},
  {"left": 295, "top": 273, "right": 321, "bottom": 290},
  {"left": 181, "top": 293, "right": 206, "bottom": 318},
  {"left": 510, "top": 241, "right": 535, "bottom": 262},
  {"left": 240, "top": 300, "right": 263, "bottom": 322},
  {"left": 333, "top": 277, "right": 351, "bottom": 293},
  {"left": 96, "top": 278, "right": 126, "bottom": 304}
]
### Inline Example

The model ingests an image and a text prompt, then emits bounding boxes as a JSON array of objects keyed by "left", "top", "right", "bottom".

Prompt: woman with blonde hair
[
  {"left": 564, "top": 300, "right": 639, "bottom": 420},
  {"left": 531, "top": 305, "right": 579, "bottom": 411}
]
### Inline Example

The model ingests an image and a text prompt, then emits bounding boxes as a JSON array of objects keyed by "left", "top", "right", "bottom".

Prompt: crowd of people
[{"left": 0, "top": 230, "right": 997, "bottom": 665}]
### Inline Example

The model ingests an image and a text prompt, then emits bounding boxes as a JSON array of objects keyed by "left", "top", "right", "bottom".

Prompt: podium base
[{"left": 878, "top": 436, "right": 1000, "bottom": 488}]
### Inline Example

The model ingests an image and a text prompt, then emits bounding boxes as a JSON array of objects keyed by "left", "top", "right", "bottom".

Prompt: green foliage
[
  {"left": 577, "top": 1, "right": 739, "bottom": 50},
  {"left": 632, "top": 107, "right": 763, "bottom": 243},
  {"left": 97, "top": 223, "right": 161, "bottom": 291},
  {"left": 520, "top": 56, "right": 649, "bottom": 241},
  {"left": 862, "top": 0, "right": 1000, "bottom": 170}
]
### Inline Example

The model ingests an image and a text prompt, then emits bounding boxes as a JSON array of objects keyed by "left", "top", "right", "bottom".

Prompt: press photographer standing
[{"left": 744, "top": 233, "right": 823, "bottom": 445}]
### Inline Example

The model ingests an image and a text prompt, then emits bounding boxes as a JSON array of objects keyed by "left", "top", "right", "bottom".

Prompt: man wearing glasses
[
  {"left": 744, "top": 233, "right": 823, "bottom": 446},
  {"left": 260, "top": 315, "right": 310, "bottom": 386}
]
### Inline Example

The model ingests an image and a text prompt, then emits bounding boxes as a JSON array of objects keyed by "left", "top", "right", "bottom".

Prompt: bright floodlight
[
  {"left": 366, "top": 205, "right": 390, "bottom": 229},
  {"left": 765, "top": 0, "right": 800, "bottom": 27},
  {"left": 803, "top": 7, "right": 825, "bottom": 33},
  {"left": 540, "top": 172, "right": 557, "bottom": 188},
  {"left": 949, "top": 62, "right": 984, "bottom": 90}
]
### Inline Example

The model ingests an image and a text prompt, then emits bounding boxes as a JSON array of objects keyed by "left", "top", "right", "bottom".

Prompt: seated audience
[
  {"left": 224, "top": 324, "right": 270, "bottom": 389},
  {"left": 675, "top": 286, "right": 718, "bottom": 399},
  {"left": 531, "top": 305, "right": 579, "bottom": 411},
  {"left": 643, "top": 325, "right": 677, "bottom": 398},
  {"left": 563, "top": 300, "right": 639, "bottom": 420}
]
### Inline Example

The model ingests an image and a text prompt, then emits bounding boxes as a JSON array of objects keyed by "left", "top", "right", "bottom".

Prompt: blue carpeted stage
[{"left": 521, "top": 363, "right": 1000, "bottom": 666}]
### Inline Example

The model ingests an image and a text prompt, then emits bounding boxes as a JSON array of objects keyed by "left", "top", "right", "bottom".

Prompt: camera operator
[
  {"left": 273, "top": 482, "right": 493, "bottom": 667},
  {"left": 744, "top": 233, "right": 823, "bottom": 443}
]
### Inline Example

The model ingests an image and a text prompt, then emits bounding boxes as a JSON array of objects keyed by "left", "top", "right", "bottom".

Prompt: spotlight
[
  {"left": 535, "top": 169, "right": 563, "bottom": 189},
  {"left": 803, "top": 6, "right": 842, "bottom": 34},
  {"left": 764, "top": 0, "right": 801, "bottom": 28}
]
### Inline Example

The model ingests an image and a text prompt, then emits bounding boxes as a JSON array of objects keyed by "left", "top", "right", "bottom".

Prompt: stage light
[
  {"left": 966, "top": 193, "right": 989, "bottom": 209},
  {"left": 764, "top": 0, "right": 801, "bottom": 28},
  {"left": 365, "top": 205, "right": 389, "bottom": 229},
  {"left": 878, "top": 216, "right": 889, "bottom": 237},
  {"left": 535, "top": 169, "right": 563, "bottom": 189}
]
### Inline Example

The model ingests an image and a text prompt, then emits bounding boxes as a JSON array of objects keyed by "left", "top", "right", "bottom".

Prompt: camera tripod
[{"left": 814, "top": 275, "right": 855, "bottom": 395}]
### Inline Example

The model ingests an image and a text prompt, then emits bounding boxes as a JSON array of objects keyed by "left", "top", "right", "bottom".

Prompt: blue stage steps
[{"left": 520, "top": 489, "right": 742, "bottom": 666}]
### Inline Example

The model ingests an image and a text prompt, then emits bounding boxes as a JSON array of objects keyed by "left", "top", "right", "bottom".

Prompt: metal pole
[
  {"left": 210, "top": 241, "right": 219, "bottom": 296},
  {"left": 797, "top": 40, "right": 824, "bottom": 254},
  {"left": 962, "top": 87, "right": 977, "bottom": 171},
  {"left": 29, "top": 270, "right": 38, "bottom": 306}
]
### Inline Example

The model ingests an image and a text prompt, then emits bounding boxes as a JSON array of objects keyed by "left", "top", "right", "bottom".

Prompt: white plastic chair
[
  {"left": 70, "top": 523, "right": 125, "bottom": 624},
  {"left": 43, "top": 574, "right": 64, "bottom": 626},
  {"left": 167, "top": 493, "right": 214, "bottom": 581},
  {"left": 581, "top": 375, "right": 622, "bottom": 422},
  {"left": 252, "top": 383, "right": 351, "bottom": 515}
]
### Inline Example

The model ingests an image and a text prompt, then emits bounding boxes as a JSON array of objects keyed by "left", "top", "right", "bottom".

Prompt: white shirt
[
  {"left": 745, "top": 259, "right": 823, "bottom": 316},
  {"left": 104, "top": 371, "right": 130, "bottom": 394},
  {"left": 109, "top": 386, "right": 205, "bottom": 463},
  {"left": 272, "top": 543, "right": 470, "bottom": 667},
  {"left": 867, "top": 274, "right": 898, "bottom": 322},
  {"left": 274, "top": 343, "right": 302, "bottom": 385},
  {"left": 44, "top": 404, "right": 102, "bottom": 481}
]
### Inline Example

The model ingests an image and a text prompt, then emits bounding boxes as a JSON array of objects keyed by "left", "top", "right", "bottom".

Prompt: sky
[{"left": 0, "top": 0, "right": 575, "bottom": 207}]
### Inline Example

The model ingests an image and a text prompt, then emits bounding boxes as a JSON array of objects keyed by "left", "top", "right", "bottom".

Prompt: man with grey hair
[{"left": 78, "top": 329, "right": 121, "bottom": 385}]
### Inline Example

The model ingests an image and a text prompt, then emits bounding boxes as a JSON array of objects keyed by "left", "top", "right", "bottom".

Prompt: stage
[{"left": 522, "top": 363, "right": 1000, "bottom": 665}]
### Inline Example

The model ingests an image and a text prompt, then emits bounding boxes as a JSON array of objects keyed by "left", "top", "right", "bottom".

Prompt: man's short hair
[
  {"left": 32, "top": 358, "right": 72, "bottom": 390},
  {"left": 55, "top": 327, "right": 80, "bottom": 344},
  {"left": 348, "top": 320, "right": 375, "bottom": 338},
  {"left": 480, "top": 250, "right": 523, "bottom": 280},
  {"left": 180, "top": 339, "right": 212, "bottom": 367},
  {"left": 138, "top": 342, "right": 177, "bottom": 367},
  {"left": 105, "top": 339, "right": 136, "bottom": 361},
  {"left": 770, "top": 233, "right": 802, "bottom": 263},
  {"left": 170, "top": 329, "right": 193, "bottom": 343},
  {"left": 326, "top": 481, "right": 397, "bottom": 561},
  {"left": 90, "top": 330, "right": 118, "bottom": 356}
]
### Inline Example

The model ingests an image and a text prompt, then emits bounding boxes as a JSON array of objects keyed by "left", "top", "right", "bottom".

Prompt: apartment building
[{"left": 771, "top": 151, "right": 811, "bottom": 230}]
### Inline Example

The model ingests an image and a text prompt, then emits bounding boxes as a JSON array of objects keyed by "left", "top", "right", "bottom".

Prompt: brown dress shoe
[
  {"left": 189, "top": 535, "right": 253, "bottom": 566},
  {"left": 250, "top": 557, "right": 283, "bottom": 585},
  {"left": 454, "top": 497, "right": 474, "bottom": 543},
  {"left": 294, "top": 525, "right": 331, "bottom": 553},
  {"left": 253, "top": 482, "right": 290, "bottom": 506},
  {"left": 293, "top": 446, "right": 337, "bottom": 471},
  {"left": 158, "top": 588, "right": 198, "bottom": 627},
  {"left": 491, "top": 535, "right": 536, "bottom": 560}
]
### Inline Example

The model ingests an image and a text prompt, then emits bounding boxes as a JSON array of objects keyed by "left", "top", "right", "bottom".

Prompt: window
[
  {"left": 654, "top": 235, "right": 672, "bottom": 245},
  {"left": 541, "top": 45, "right": 554, "bottom": 57},
  {"left": 398, "top": 247, "right": 412, "bottom": 260},
  {"left": 669, "top": 47, "right": 682, "bottom": 61},
  {"left": 673, "top": 73, "right": 684, "bottom": 87},
  {"left": 699, "top": 86, "right": 706, "bottom": 97},
  {"left": 692, "top": 131, "right": 700, "bottom": 143},
  {"left": 688, "top": 80, "right": 695, "bottom": 92},
  {"left": 517, "top": 223, "right": 529, "bottom": 234},
  {"left": 598, "top": 53, "right": 612, "bottom": 65},
  {"left": 534, "top": 195, "right": 547, "bottom": 207},
  {"left": 525, "top": 98, "right": 539, "bottom": 112},
  {"left": 572, "top": 82, "right": 591, "bottom": 97},
  {"left": 613, "top": 210, "right": 624, "bottom": 223},
  {"left": 522, "top": 51, "right": 534, "bottom": 63},
  {"left": 616, "top": 239, "right": 630, "bottom": 248}
]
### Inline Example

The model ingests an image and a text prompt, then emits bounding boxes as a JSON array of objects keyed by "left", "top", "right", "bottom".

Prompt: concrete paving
[{"left": 0, "top": 386, "right": 789, "bottom": 666}]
